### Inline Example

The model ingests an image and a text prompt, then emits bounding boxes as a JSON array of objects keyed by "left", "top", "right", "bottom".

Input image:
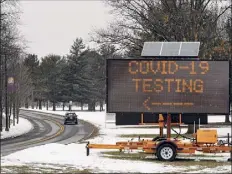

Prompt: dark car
[{"left": 64, "top": 112, "right": 78, "bottom": 125}]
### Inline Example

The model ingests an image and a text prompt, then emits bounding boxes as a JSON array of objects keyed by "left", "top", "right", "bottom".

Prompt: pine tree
[
  {"left": 23, "top": 54, "right": 40, "bottom": 109},
  {"left": 40, "top": 54, "right": 62, "bottom": 111},
  {"left": 65, "top": 38, "right": 90, "bottom": 107}
]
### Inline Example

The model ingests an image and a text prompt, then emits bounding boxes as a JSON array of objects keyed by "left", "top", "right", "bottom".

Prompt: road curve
[{"left": 1, "top": 109, "right": 96, "bottom": 156}]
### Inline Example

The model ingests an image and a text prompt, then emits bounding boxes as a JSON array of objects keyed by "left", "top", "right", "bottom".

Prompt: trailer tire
[{"left": 157, "top": 143, "right": 176, "bottom": 161}]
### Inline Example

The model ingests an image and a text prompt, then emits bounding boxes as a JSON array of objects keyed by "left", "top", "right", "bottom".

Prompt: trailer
[{"left": 86, "top": 114, "right": 232, "bottom": 161}]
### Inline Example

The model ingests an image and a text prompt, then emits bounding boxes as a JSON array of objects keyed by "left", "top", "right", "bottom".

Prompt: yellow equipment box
[{"left": 196, "top": 129, "right": 217, "bottom": 144}]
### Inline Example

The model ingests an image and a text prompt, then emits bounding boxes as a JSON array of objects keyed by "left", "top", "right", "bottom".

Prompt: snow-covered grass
[
  {"left": 1, "top": 106, "right": 231, "bottom": 173},
  {"left": 1, "top": 116, "right": 34, "bottom": 140},
  {"left": 208, "top": 115, "right": 232, "bottom": 123}
]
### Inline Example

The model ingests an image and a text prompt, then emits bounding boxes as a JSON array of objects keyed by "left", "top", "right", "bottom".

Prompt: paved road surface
[{"left": 1, "top": 109, "right": 96, "bottom": 156}]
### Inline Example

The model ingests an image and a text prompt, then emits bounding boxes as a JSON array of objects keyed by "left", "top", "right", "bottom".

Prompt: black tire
[
  {"left": 64, "top": 122, "right": 66, "bottom": 125},
  {"left": 157, "top": 144, "right": 176, "bottom": 161}
]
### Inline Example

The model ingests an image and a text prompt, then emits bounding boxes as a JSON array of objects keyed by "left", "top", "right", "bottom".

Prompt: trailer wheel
[{"left": 157, "top": 144, "right": 176, "bottom": 161}]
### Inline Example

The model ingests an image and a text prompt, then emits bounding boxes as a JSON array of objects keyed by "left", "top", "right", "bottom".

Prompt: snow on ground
[
  {"left": 1, "top": 106, "right": 231, "bottom": 173},
  {"left": 208, "top": 115, "right": 232, "bottom": 123},
  {"left": 1, "top": 115, "right": 34, "bottom": 139},
  {"left": 186, "top": 165, "right": 232, "bottom": 173}
]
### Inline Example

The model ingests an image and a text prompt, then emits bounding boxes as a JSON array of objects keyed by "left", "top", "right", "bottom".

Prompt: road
[{"left": 1, "top": 109, "right": 96, "bottom": 156}]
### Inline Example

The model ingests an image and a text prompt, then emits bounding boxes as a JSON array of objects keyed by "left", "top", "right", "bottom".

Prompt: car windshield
[{"left": 66, "top": 113, "right": 76, "bottom": 117}]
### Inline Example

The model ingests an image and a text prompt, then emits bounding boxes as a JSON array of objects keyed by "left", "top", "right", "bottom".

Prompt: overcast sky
[
  {"left": 18, "top": 0, "right": 114, "bottom": 58},
  {"left": 18, "top": 0, "right": 230, "bottom": 58}
]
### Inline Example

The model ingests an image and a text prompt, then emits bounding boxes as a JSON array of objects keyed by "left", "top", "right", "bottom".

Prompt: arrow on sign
[
  {"left": 143, "top": 97, "right": 151, "bottom": 111},
  {"left": 143, "top": 97, "right": 194, "bottom": 110}
]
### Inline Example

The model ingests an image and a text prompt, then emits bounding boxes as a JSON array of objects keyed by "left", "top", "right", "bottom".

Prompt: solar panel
[
  {"left": 180, "top": 42, "right": 200, "bottom": 56},
  {"left": 160, "top": 42, "right": 180, "bottom": 56},
  {"left": 141, "top": 42, "right": 162, "bottom": 57},
  {"left": 141, "top": 42, "right": 200, "bottom": 57}
]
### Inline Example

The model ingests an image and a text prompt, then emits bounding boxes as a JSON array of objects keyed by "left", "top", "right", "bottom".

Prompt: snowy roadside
[
  {"left": 1, "top": 116, "right": 34, "bottom": 140},
  {"left": 1, "top": 107, "right": 231, "bottom": 173}
]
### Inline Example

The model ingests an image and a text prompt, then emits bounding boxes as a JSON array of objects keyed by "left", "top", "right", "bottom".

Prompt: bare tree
[
  {"left": 0, "top": 0, "right": 27, "bottom": 131},
  {"left": 93, "top": 0, "right": 231, "bottom": 58}
]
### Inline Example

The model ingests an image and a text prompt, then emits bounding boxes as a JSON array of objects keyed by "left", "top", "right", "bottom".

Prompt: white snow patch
[
  {"left": 0, "top": 168, "right": 13, "bottom": 174},
  {"left": 1, "top": 117, "right": 34, "bottom": 139},
  {"left": 186, "top": 165, "right": 231, "bottom": 173},
  {"left": 208, "top": 115, "right": 232, "bottom": 123}
]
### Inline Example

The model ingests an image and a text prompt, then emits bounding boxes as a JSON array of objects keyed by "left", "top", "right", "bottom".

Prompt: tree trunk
[
  {"left": 16, "top": 92, "right": 19, "bottom": 124},
  {"left": 81, "top": 102, "right": 83, "bottom": 111},
  {"left": 4, "top": 54, "right": 9, "bottom": 131},
  {"left": 187, "top": 124, "right": 199, "bottom": 134},
  {"left": 13, "top": 103, "right": 15, "bottom": 126},
  {"left": 88, "top": 101, "right": 95, "bottom": 111},
  {"left": 52, "top": 102, "right": 56, "bottom": 111},
  {"left": 13, "top": 93, "right": 16, "bottom": 126},
  {"left": 9, "top": 96, "right": 12, "bottom": 117},
  {"left": 25, "top": 98, "right": 28, "bottom": 108},
  {"left": 8, "top": 114, "right": 11, "bottom": 128},
  {"left": 16, "top": 107, "right": 19, "bottom": 124},
  {"left": 8, "top": 96, "right": 11, "bottom": 128},
  {"left": 100, "top": 101, "right": 103, "bottom": 111},
  {"left": 46, "top": 101, "right": 49, "bottom": 110},
  {"left": 38, "top": 100, "right": 42, "bottom": 110},
  {"left": 0, "top": 53, "right": 3, "bottom": 132},
  {"left": 93, "top": 102, "right": 95, "bottom": 111},
  {"left": 225, "top": 114, "right": 230, "bottom": 123},
  {"left": 31, "top": 91, "right": 34, "bottom": 109}
]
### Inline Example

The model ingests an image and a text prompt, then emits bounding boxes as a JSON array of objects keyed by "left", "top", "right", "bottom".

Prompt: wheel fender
[{"left": 156, "top": 141, "right": 177, "bottom": 151}]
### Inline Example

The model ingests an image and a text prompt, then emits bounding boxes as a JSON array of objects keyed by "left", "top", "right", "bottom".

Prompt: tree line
[{"left": 23, "top": 38, "right": 121, "bottom": 112}]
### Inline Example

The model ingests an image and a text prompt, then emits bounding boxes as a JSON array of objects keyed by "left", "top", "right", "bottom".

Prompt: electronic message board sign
[{"left": 107, "top": 59, "right": 229, "bottom": 114}]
